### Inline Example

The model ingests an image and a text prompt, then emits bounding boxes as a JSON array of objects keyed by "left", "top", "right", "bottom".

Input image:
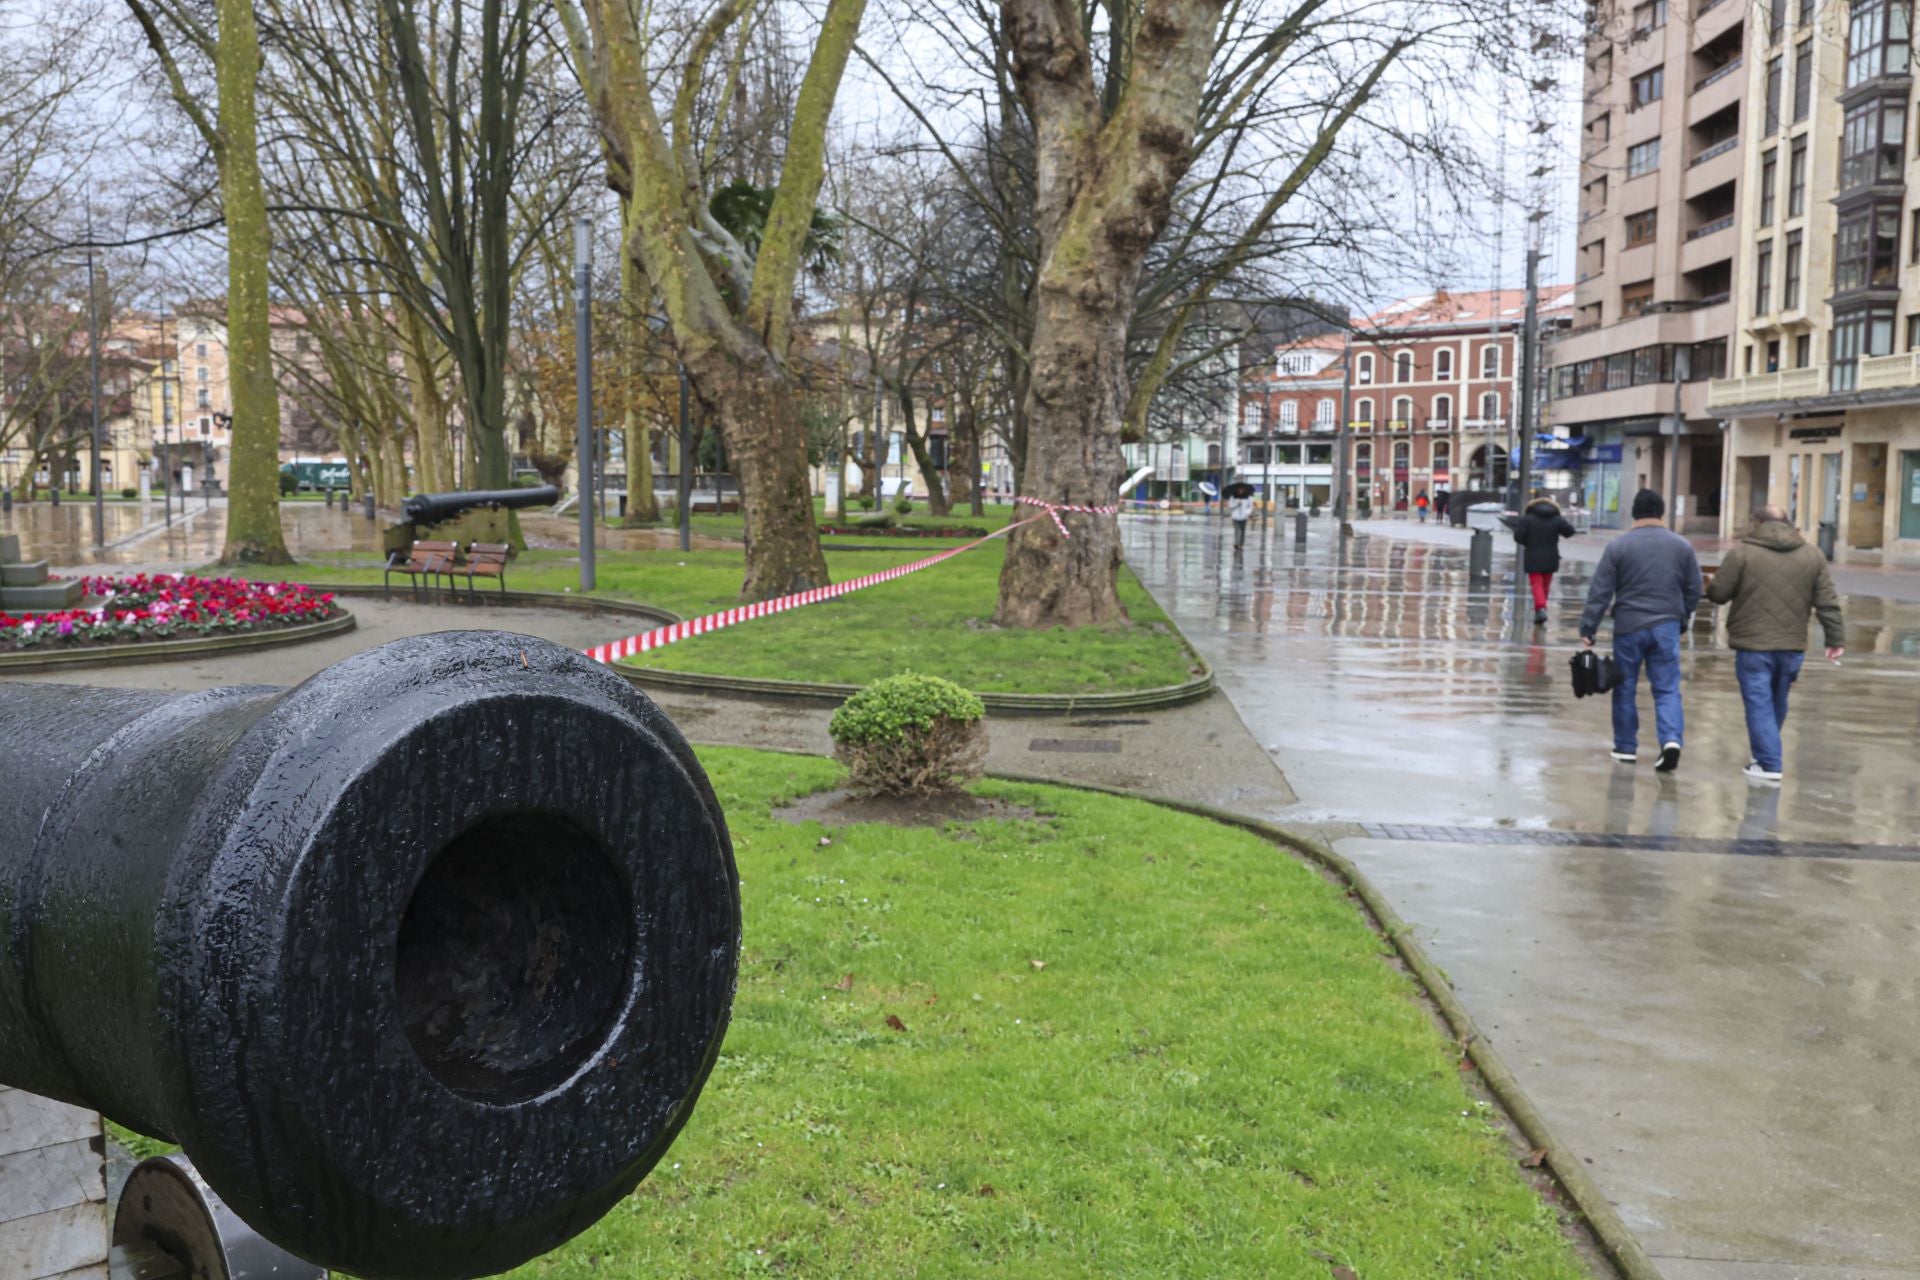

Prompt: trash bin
[
  {"left": 1465, "top": 501, "right": 1507, "bottom": 532},
  {"left": 1818, "top": 520, "right": 1837, "bottom": 561}
]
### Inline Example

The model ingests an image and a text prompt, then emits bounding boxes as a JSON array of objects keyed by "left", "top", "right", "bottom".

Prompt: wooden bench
[
  {"left": 458, "top": 542, "right": 511, "bottom": 597},
  {"left": 383, "top": 539, "right": 458, "bottom": 598}
]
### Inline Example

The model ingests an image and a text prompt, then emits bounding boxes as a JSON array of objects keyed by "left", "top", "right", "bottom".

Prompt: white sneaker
[
  {"left": 1610, "top": 750, "right": 1637, "bottom": 764},
  {"left": 1743, "top": 762, "right": 1783, "bottom": 783}
]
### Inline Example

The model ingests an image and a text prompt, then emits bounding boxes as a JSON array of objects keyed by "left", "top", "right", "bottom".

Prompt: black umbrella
[{"left": 1224, "top": 481, "right": 1256, "bottom": 499}]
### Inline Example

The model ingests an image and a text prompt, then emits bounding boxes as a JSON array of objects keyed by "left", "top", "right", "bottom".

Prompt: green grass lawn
[
  {"left": 506, "top": 749, "right": 1587, "bottom": 1278},
  {"left": 112, "top": 748, "right": 1590, "bottom": 1278},
  {"left": 657, "top": 498, "right": 1019, "bottom": 542},
  {"left": 221, "top": 538, "right": 1196, "bottom": 694}
]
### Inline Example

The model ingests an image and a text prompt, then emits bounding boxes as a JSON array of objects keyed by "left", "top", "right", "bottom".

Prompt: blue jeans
[
  {"left": 1734, "top": 649, "right": 1804, "bottom": 772},
  {"left": 1611, "top": 620, "right": 1684, "bottom": 754}
]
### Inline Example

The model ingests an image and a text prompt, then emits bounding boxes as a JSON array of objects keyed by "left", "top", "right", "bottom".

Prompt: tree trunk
[
  {"left": 621, "top": 256, "right": 659, "bottom": 524},
  {"left": 904, "top": 430, "right": 949, "bottom": 515},
  {"left": 991, "top": 277, "right": 1128, "bottom": 627},
  {"left": 403, "top": 314, "right": 455, "bottom": 492},
  {"left": 692, "top": 347, "right": 829, "bottom": 599},
  {"left": 215, "top": 0, "right": 291, "bottom": 564}
]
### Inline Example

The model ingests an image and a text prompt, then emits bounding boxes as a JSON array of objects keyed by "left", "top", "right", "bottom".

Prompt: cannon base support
[
  {"left": 0, "top": 1086, "right": 108, "bottom": 1279},
  {"left": 111, "top": 1156, "right": 323, "bottom": 1280}
]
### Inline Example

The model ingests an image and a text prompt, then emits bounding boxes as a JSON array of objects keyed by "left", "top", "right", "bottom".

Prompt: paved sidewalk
[
  {"left": 1120, "top": 514, "right": 1920, "bottom": 1279},
  {"left": 1354, "top": 516, "right": 1920, "bottom": 604}
]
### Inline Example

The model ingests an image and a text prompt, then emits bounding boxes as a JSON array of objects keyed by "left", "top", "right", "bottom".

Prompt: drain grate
[
  {"left": 1029, "top": 738, "right": 1122, "bottom": 754},
  {"left": 1357, "top": 823, "right": 1920, "bottom": 864},
  {"left": 1066, "top": 718, "right": 1151, "bottom": 728}
]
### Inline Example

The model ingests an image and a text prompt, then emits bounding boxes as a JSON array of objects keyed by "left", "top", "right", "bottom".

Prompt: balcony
[
  {"left": 1680, "top": 217, "right": 1735, "bottom": 273},
  {"left": 1691, "top": 0, "right": 1743, "bottom": 50},
  {"left": 1706, "top": 366, "right": 1825, "bottom": 409},
  {"left": 1687, "top": 57, "right": 1745, "bottom": 124},
  {"left": 1385, "top": 419, "right": 1412, "bottom": 432},
  {"left": 1348, "top": 421, "right": 1374, "bottom": 433},
  {"left": 1858, "top": 351, "right": 1920, "bottom": 390},
  {"left": 1427, "top": 418, "right": 1454, "bottom": 433},
  {"left": 1684, "top": 136, "right": 1740, "bottom": 198}
]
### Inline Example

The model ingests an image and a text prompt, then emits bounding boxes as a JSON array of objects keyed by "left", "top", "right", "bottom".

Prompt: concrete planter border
[
  {"left": 300, "top": 582, "right": 1214, "bottom": 715},
  {"left": 0, "top": 611, "right": 358, "bottom": 674},
  {"left": 987, "top": 773, "right": 1661, "bottom": 1280}
]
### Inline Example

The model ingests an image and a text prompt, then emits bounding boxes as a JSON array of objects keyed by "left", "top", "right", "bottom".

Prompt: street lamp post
[
  {"left": 82, "top": 217, "right": 104, "bottom": 548},
  {"left": 1333, "top": 325, "right": 1354, "bottom": 534},
  {"left": 677, "top": 365, "right": 691, "bottom": 552},
  {"left": 574, "top": 217, "right": 595, "bottom": 592}
]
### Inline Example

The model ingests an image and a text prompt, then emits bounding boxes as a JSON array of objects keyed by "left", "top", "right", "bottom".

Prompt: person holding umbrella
[{"left": 1225, "top": 481, "right": 1255, "bottom": 549}]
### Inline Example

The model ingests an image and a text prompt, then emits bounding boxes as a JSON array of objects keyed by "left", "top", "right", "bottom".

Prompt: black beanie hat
[{"left": 1631, "top": 489, "right": 1665, "bottom": 520}]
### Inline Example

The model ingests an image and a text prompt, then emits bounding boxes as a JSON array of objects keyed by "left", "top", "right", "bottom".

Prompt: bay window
[{"left": 1847, "top": 0, "right": 1911, "bottom": 87}]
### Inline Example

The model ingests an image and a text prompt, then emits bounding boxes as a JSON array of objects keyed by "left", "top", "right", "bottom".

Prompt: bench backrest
[
  {"left": 405, "top": 539, "right": 460, "bottom": 568},
  {"left": 467, "top": 543, "right": 510, "bottom": 568}
]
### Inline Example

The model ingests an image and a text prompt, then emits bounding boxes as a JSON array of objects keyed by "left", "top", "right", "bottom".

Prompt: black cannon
[
  {"left": 0, "top": 632, "right": 739, "bottom": 1279},
  {"left": 403, "top": 485, "right": 560, "bottom": 526}
]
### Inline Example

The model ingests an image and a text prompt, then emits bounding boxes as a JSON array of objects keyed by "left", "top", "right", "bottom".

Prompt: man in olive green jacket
[{"left": 1705, "top": 505, "right": 1845, "bottom": 782}]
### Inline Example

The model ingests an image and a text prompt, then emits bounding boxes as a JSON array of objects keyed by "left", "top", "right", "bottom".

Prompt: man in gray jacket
[
  {"left": 1579, "top": 489, "right": 1703, "bottom": 772},
  {"left": 1705, "top": 505, "right": 1845, "bottom": 783}
]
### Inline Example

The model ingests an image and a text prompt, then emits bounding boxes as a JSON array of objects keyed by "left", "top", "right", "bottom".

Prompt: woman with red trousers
[{"left": 1510, "top": 496, "right": 1577, "bottom": 626}]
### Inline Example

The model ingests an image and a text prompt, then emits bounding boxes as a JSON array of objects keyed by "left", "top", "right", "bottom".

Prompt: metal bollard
[
  {"left": 1294, "top": 511, "right": 1308, "bottom": 545},
  {"left": 0, "top": 633, "right": 739, "bottom": 1279},
  {"left": 1469, "top": 528, "right": 1493, "bottom": 583},
  {"left": 324, "top": 487, "right": 334, "bottom": 509},
  {"left": 49, "top": 486, "right": 59, "bottom": 507},
  {"left": 1, "top": 488, "right": 10, "bottom": 514},
  {"left": 363, "top": 491, "right": 375, "bottom": 519}
]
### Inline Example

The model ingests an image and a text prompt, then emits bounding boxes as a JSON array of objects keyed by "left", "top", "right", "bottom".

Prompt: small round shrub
[
  {"left": 830, "top": 673, "right": 987, "bottom": 797},
  {"left": 894, "top": 497, "right": 913, "bottom": 515},
  {"left": 278, "top": 471, "right": 299, "bottom": 496},
  {"left": 119, "top": 487, "right": 136, "bottom": 499},
  {"left": 859, "top": 494, "right": 877, "bottom": 511}
]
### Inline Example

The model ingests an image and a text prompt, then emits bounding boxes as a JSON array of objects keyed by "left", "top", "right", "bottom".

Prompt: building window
[
  {"left": 1241, "top": 402, "right": 1262, "bottom": 429},
  {"left": 1793, "top": 42, "right": 1812, "bottom": 121},
  {"left": 1315, "top": 399, "right": 1335, "bottom": 427},
  {"left": 1788, "top": 139, "right": 1808, "bottom": 216},
  {"left": 1796, "top": 333, "right": 1812, "bottom": 366},
  {"left": 1754, "top": 239, "right": 1774, "bottom": 315},
  {"left": 1433, "top": 440, "right": 1451, "bottom": 477},
  {"left": 197, "top": 389, "right": 210, "bottom": 408},
  {"left": 1831, "top": 305, "right": 1896, "bottom": 390},
  {"left": 197, "top": 366, "right": 208, "bottom": 382},
  {"left": 1355, "top": 442, "right": 1372, "bottom": 476},
  {"left": 1847, "top": 0, "right": 1910, "bottom": 88},
  {"left": 1279, "top": 400, "right": 1298, "bottom": 430},
  {"left": 1760, "top": 151, "right": 1778, "bottom": 224},
  {"left": 1479, "top": 392, "right": 1501, "bottom": 422},
  {"left": 1626, "top": 209, "right": 1657, "bottom": 245},
  {"left": 1435, "top": 348, "right": 1453, "bottom": 380},
  {"left": 1784, "top": 230, "right": 1803, "bottom": 309},
  {"left": 1770, "top": 0, "right": 1787, "bottom": 41},
  {"left": 1355, "top": 398, "right": 1374, "bottom": 424},
  {"left": 1835, "top": 202, "right": 1901, "bottom": 292},
  {"left": 1393, "top": 396, "right": 1413, "bottom": 428},
  {"left": 1908, "top": 315, "right": 1920, "bottom": 349},
  {"left": 195, "top": 343, "right": 207, "bottom": 358},
  {"left": 1480, "top": 344, "right": 1500, "bottom": 379},
  {"left": 1432, "top": 394, "right": 1453, "bottom": 426},
  {"left": 1207, "top": 443, "right": 1222, "bottom": 467},
  {"left": 1278, "top": 352, "right": 1313, "bottom": 374},
  {"left": 1630, "top": 68, "right": 1664, "bottom": 108},
  {"left": 1626, "top": 138, "right": 1661, "bottom": 177},
  {"left": 1356, "top": 353, "right": 1374, "bottom": 384},
  {"left": 1801, "top": 0, "right": 1816, "bottom": 21},
  {"left": 1841, "top": 96, "right": 1907, "bottom": 191},
  {"left": 1630, "top": 0, "right": 1667, "bottom": 32},
  {"left": 1622, "top": 281, "right": 1655, "bottom": 317},
  {"left": 1394, "top": 351, "right": 1413, "bottom": 383},
  {"left": 1765, "top": 56, "right": 1784, "bottom": 134},
  {"left": 295, "top": 335, "right": 313, "bottom": 353}
]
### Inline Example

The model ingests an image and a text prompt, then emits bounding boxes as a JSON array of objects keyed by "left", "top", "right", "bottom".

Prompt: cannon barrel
[
  {"left": 403, "top": 486, "right": 560, "bottom": 525},
  {"left": 0, "top": 632, "right": 739, "bottom": 1279}
]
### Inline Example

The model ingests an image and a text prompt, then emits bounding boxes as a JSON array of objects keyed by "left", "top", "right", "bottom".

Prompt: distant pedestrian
[
  {"left": 1435, "top": 489, "right": 1450, "bottom": 523},
  {"left": 1705, "top": 504, "right": 1845, "bottom": 783},
  {"left": 1414, "top": 490, "right": 1430, "bottom": 523},
  {"left": 1578, "top": 489, "right": 1702, "bottom": 773},
  {"left": 1510, "top": 495, "right": 1577, "bottom": 626},
  {"left": 1228, "top": 491, "right": 1253, "bottom": 548}
]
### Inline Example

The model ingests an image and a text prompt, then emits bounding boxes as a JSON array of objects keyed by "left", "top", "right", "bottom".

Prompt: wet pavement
[{"left": 1121, "top": 512, "right": 1920, "bottom": 1279}]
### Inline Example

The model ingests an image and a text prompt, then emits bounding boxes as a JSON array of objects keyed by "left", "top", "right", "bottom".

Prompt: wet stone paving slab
[{"left": 1120, "top": 513, "right": 1920, "bottom": 1279}]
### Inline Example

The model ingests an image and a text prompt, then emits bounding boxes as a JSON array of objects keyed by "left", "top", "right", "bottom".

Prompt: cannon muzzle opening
[{"left": 0, "top": 632, "right": 740, "bottom": 1279}]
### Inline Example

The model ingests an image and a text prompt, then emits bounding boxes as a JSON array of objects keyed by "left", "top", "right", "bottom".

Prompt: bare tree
[{"left": 558, "top": 0, "right": 867, "bottom": 601}]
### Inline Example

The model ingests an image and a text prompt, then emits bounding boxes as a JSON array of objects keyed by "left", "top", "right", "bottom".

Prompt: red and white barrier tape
[{"left": 1014, "top": 494, "right": 1121, "bottom": 538}]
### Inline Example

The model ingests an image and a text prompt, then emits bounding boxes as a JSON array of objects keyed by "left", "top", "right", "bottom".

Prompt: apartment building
[
  {"left": 1236, "top": 335, "right": 1342, "bottom": 508},
  {"left": 1708, "top": 0, "right": 1920, "bottom": 561},
  {"left": 1545, "top": 0, "right": 1745, "bottom": 530}
]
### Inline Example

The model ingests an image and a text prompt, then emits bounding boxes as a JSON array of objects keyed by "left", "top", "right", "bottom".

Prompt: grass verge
[
  {"left": 215, "top": 539, "right": 1196, "bottom": 695},
  {"left": 516, "top": 748, "right": 1588, "bottom": 1277},
  {"left": 109, "top": 747, "right": 1592, "bottom": 1278}
]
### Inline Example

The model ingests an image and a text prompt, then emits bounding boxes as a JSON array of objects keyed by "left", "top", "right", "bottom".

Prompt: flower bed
[{"left": 0, "top": 574, "right": 342, "bottom": 651}]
